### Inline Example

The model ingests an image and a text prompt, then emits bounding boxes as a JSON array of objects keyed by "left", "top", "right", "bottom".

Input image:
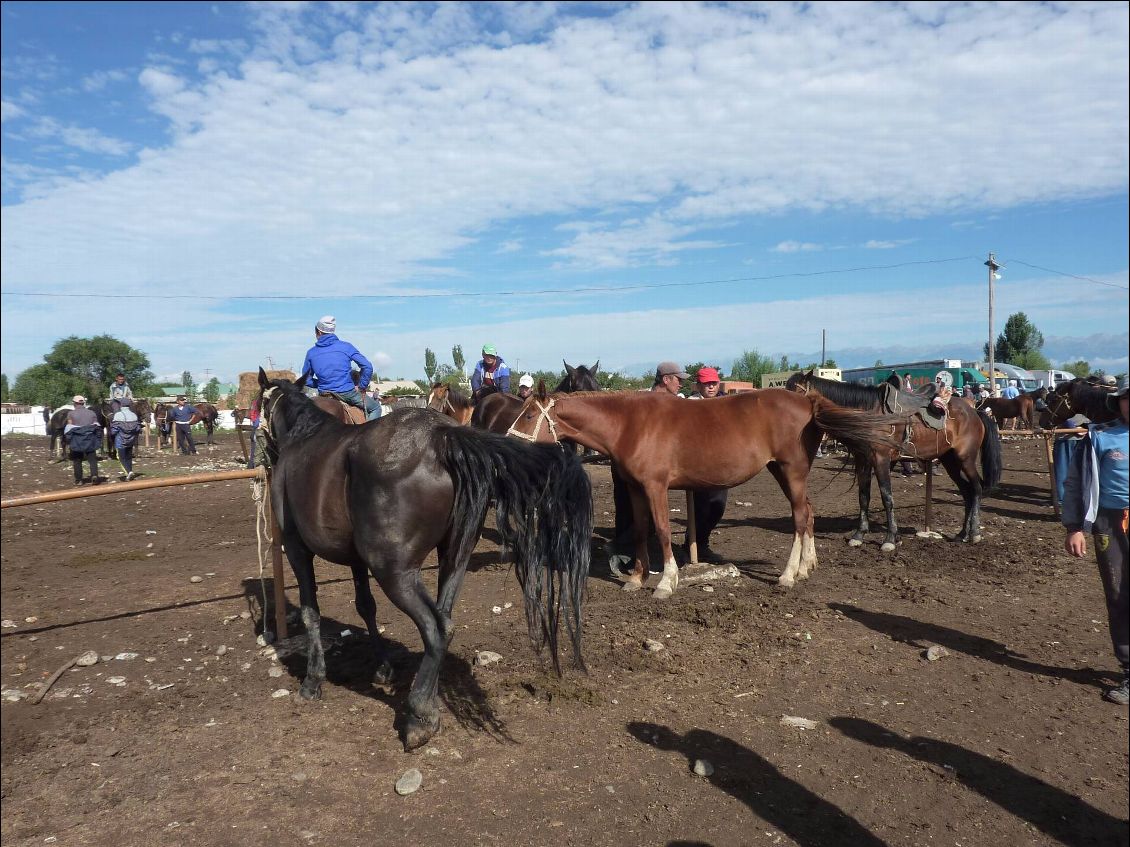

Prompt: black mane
[{"left": 786, "top": 373, "right": 884, "bottom": 411}]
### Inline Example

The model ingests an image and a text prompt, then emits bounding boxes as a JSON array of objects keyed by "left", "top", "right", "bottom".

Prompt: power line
[
  {"left": 0, "top": 256, "right": 977, "bottom": 301},
  {"left": 1002, "top": 258, "right": 1129, "bottom": 290}
]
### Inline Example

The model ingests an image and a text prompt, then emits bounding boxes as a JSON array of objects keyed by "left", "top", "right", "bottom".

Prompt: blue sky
[{"left": 2, "top": 1, "right": 1127, "bottom": 385}]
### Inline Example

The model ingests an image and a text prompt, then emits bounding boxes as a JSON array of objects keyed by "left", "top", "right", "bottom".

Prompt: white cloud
[
  {"left": 81, "top": 69, "right": 130, "bottom": 92},
  {"left": 772, "top": 241, "right": 823, "bottom": 254},
  {"left": 0, "top": 100, "right": 25, "bottom": 122},
  {"left": 0, "top": 2, "right": 1127, "bottom": 380},
  {"left": 25, "top": 118, "right": 133, "bottom": 156},
  {"left": 863, "top": 239, "right": 913, "bottom": 250}
]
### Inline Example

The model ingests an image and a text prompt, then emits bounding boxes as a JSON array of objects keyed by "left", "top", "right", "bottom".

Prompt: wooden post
[
  {"left": 685, "top": 490, "right": 698, "bottom": 565},
  {"left": 236, "top": 424, "right": 250, "bottom": 464},
  {"left": 915, "top": 462, "right": 943, "bottom": 539},
  {"left": 263, "top": 483, "right": 288, "bottom": 640},
  {"left": 1045, "top": 432, "right": 1060, "bottom": 516}
]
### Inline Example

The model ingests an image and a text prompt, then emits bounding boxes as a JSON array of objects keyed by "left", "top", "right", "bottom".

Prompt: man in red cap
[{"left": 686, "top": 367, "right": 729, "bottom": 562}]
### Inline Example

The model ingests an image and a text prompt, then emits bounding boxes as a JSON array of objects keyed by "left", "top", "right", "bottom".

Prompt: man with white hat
[
  {"left": 300, "top": 316, "right": 379, "bottom": 421},
  {"left": 516, "top": 373, "right": 535, "bottom": 400},
  {"left": 65, "top": 395, "right": 102, "bottom": 485},
  {"left": 1062, "top": 376, "right": 1129, "bottom": 705}
]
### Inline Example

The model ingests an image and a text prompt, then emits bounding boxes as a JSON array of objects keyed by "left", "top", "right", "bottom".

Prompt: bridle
[
  {"left": 506, "top": 397, "right": 560, "bottom": 443},
  {"left": 1045, "top": 389, "right": 1074, "bottom": 423}
]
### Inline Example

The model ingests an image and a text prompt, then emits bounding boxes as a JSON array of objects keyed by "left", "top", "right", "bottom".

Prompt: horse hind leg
[
  {"left": 849, "top": 459, "right": 873, "bottom": 547},
  {"left": 351, "top": 565, "right": 394, "bottom": 686},
  {"left": 766, "top": 461, "right": 816, "bottom": 587}
]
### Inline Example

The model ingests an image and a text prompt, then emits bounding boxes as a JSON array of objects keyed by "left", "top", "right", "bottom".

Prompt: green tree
[
  {"left": 433, "top": 363, "right": 462, "bottom": 387},
  {"left": 452, "top": 345, "right": 466, "bottom": 376},
  {"left": 874, "top": 359, "right": 884, "bottom": 367},
  {"left": 203, "top": 377, "right": 221, "bottom": 403},
  {"left": 728, "top": 350, "right": 778, "bottom": 385},
  {"left": 986, "top": 312, "right": 1045, "bottom": 366},
  {"left": 41, "top": 334, "right": 155, "bottom": 400},
  {"left": 182, "top": 371, "right": 196, "bottom": 401},
  {"left": 595, "top": 371, "right": 649, "bottom": 391},
  {"left": 0, "top": 373, "right": 8, "bottom": 402},
  {"left": 1059, "top": 359, "right": 1090, "bottom": 378},
  {"left": 823, "top": 358, "right": 838, "bottom": 369},
  {"left": 424, "top": 348, "right": 438, "bottom": 384},
  {"left": 11, "top": 364, "right": 86, "bottom": 408}
]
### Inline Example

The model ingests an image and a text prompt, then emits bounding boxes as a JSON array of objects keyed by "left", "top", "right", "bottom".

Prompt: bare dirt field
[{"left": 1, "top": 429, "right": 1127, "bottom": 847}]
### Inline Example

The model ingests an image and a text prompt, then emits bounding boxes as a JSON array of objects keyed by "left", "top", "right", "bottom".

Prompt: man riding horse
[{"left": 301, "top": 315, "right": 380, "bottom": 421}]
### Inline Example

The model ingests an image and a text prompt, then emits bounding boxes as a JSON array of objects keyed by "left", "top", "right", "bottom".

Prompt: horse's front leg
[
  {"left": 621, "top": 484, "right": 652, "bottom": 592},
  {"left": 875, "top": 456, "right": 899, "bottom": 553},
  {"left": 849, "top": 458, "right": 872, "bottom": 547},
  {"left": 648, "top": 487, "right": 679, "bottom": 600},
  {"left": 282, "top": 539, "right": 325, "bottom": 701}
]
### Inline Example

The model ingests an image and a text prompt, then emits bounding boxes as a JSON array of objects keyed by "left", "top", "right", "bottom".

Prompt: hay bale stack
[{"left": 236, "top": 369, "right": 296, "bottom": 408}]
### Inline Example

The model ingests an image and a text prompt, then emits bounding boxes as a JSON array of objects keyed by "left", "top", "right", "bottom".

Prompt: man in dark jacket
[
  {"left": 65, "top": 395, "right": 102, "bottom": 485},
  {"left": 169, "top": 395, "right": 199, "bottom": 455},
  {"left": 110, "top": 399, "right": 142, "bottom": 480}
]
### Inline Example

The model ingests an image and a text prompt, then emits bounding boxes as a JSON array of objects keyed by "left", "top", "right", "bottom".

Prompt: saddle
[
  {"left": 881, "top": 382, "right": 947, "bottom": 432},
  {"left": 319, "top": 393, "right": 367, "bottom": 425}
]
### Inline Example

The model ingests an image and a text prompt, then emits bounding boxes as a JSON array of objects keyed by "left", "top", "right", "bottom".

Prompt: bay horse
[
  {"left": 979, "top": 387, "right": 1046, "bottom": 430},
  {"left": 786, "top": 371, "right": 1002, "bottom": 551},
  {"left": 506, "top": 386, "right": 901, "bottom": 597},
  {"left": 256, "top": 370, "right": 591, "bottom": 750},
  {"left": 1046, "top": 378, "right": 1119, "bottom": 426}
]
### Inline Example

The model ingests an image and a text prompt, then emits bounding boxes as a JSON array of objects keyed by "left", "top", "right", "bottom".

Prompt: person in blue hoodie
[
  {"left": 470, "top": 344, "right": 510, "bottom": 400},
  {"left": 300, "top": 316, "right": 379, "bottom": 421},
  {"left": 1062, "top": 377, "right": 1129, "bottom": 705}
]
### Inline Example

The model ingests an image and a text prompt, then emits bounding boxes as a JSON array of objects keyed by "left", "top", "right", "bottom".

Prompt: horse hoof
[
  {"left": 969, "top": 535, "right": 982, "bottom": 544},
  {"left": 621, "top": 581, "right": 643, "bottom": 593},
  {"left": 847, "top": 539, "right": 863, "bottom": 548},
  {"left": 372, "top": 662, "right": 395, "bottom": 687},
  {"left": 298, "top": 681, "right": 323, "bottom": 701},
  {"left": 652, "top": 587, "right": 673, "bottom": 601},
  {"left": 880, "top": 542, "right": 897, "bottom": 553},
  {"left": 403, "top": 713, "right": 441, "bottom": 751},
  {"left": 776, "top": 577, "right": 795, "bottom": 589}
]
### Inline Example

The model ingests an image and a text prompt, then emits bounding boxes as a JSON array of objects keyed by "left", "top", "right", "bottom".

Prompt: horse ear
[
  {"left": 295, "top": 369, "right": 312, "bottom": 389},
  {"left": 258, "top": 367, "right": 270, "bottom": 389},
  {"left": 536, "top": 379, "right": 548, "bottom": 400},
  {"left": 591, "top": 360, "right": 600, "bottom": 376},
  {"left": 564, "top": 361, "right": 576, "bottom": 378},
  {"left": 805, "top": 368, "right": 814, "bottom": 378}
]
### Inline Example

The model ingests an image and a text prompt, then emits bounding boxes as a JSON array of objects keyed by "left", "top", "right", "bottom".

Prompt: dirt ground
[{"left": 1, "top": 428, "right": 1127, "bottom": 847}]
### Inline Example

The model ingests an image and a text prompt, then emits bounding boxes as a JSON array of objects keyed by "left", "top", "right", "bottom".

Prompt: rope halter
[{"left": 506, "top": 397, "right": 559, "bottom": 443}]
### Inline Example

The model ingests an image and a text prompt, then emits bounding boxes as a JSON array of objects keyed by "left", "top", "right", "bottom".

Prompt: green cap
[{"left": 482, "top": 344, "right": 497, "bottom": 355}]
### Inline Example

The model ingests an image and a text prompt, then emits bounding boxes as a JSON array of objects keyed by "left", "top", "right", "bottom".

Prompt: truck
[
  {"left": 970, "top": 361, "right": 1039, "bottom": 392},
  {"left": 840, "top": 359, "right": 989, "bottom": 393}
]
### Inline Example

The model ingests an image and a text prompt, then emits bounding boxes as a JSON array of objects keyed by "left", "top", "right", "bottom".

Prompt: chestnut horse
[
  {"left": 427, "top": 383, "right": 475, "bottom": 424},
  {"left": 257, "top": 370, "right": 591, "bottom": 750},
  {"left": 506, "top": 387, "right": 901, "bottom": 597},
  {"left": 787, "top": 371, "right": 1002, "bottom": 551}
]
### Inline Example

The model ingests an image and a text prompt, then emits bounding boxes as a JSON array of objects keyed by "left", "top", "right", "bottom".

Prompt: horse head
[
  {"left": 559, "top": 361, "right": 602, "bottom": 393},
  {"left": 784, "top": 370, "right": 812, "bottom": 394},
  {"left": 507, "top": 381, "right": 560, "bottom": 443}
]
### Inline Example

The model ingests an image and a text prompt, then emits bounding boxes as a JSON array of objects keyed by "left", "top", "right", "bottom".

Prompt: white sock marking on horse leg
[
  {"left": 799, "top": 533, "right": 817, "bottom": 579},
  {"left": 653, "top": 557, "right": 679, "bottom": 599},
  {"left": 778, "top": 533, "right": 802, "bottom": 588}
]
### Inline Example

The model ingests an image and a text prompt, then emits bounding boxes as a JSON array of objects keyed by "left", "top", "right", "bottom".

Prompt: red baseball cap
[{"left": 697, "top": 367, "right": 720, "bottom": 383}]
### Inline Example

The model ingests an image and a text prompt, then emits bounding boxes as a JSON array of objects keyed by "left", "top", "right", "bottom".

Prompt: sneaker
[
  {"left": 74, "top": 479, "right": 85, "bottom": 487},
  {"left": 1104, "top": 675, "right": 1130, "bottom": 705}
]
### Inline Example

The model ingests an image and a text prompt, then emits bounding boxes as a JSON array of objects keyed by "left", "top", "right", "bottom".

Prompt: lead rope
[{"left": 251, "top": 468, "right": 272, "bottom": 637}]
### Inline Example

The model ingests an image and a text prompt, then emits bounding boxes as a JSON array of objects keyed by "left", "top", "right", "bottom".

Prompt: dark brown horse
[
  {"left": 469, "top": 362, "right": 604, "bottom": 435},
  {"left": 506, "top": 386, "right": 901, "bottom": 597},
  {"left": 1046, "top": 378, "right": 1119, "bottom": 425},
  {"left": 787, "top": 371, "right": 1002, "bottom": 551},
  {"left": 256, "top": 370, "right": 591, "bottom": 750},
  {"left": 978, "top": 387, "right": 1046, "bottom": 430}
]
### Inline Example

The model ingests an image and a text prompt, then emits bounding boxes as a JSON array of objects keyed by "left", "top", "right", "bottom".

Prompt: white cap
[
  {"left": 73, "top": 395, "right": 86, "bottom": 404},
  {"left": 315, "top": 315, "right": 336, "bottom": 333},
  {"left": 518, "top": 374, "right": 534, "bottom": 389}
]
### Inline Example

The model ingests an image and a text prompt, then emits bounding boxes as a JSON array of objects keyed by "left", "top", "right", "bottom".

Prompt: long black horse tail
[
  {"left": 977, "top": 409, "right": 1003, "bottom": 493},
  {"left": 810, "top": 396, "right": 903, "bottom": 457},
  {"left": 440, "top": 426, "right": 591, "bottom": 673}
]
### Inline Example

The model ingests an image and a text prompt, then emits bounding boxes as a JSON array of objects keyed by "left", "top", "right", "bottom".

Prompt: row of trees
[{"left": 6, "top": 336, "right": 156, "bottom": 409}]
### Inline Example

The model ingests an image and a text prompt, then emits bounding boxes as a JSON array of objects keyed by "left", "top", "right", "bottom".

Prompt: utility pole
[
  {"left": 820, "top": 329, "right": 826, "bottom": 369},
  {"left": 985, "top": 253, "right": 1001, "bottom": 397}
]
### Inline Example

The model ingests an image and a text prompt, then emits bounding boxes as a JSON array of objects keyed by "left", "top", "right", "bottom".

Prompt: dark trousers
[
  {"left": 72, "top": 451, "right": 98, "bottom": 482},
  {"left": 612, "top": 465, "right": 727, "bottom": 551},
  {"left": 175, "top": 424, "right": 197, "bottom": 454},
  {"left": 118, "top": 445, "right": 134, "bottom": 474},
  {"left": 1093, "top": 508, "right": 1129, "bottom": 671}
]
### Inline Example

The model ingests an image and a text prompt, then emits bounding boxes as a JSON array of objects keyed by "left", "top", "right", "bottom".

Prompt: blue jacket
[
  {"left": 471, "top": 357, "right": 510, "bottom": 394},
  {"left": 169, "top": 404, "right": 198, "bottom": 424},
  {"left": 1061, "top": 420, "right": 1129, "bottom": 531},
  {"left": 301, "top": 334, "right": 373, "bottom": 394}
]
